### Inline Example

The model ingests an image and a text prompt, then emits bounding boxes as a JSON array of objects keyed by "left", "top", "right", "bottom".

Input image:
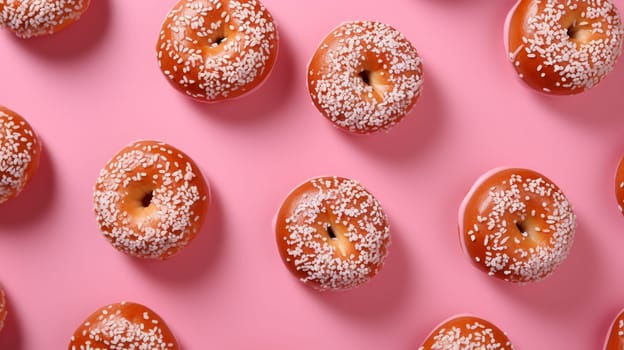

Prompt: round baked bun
[
  {"left": 275, "top": 176, "right": 391, "bottom": 291},
  {"left": 156, "top": 0, "right": 279, "bottom": 102},
  {"left": 68, "top": 302, "right": 179, "bottom": 349},
  {"left": 93, "top": 140, "right": 210, "bottom": 259},
  {"left": 307, "top": 21, "right": 424, "bottom": 133},
  {"left": 0, "top": 0, "right": 90, "bottom": 38},
  {"left": 459, "top": 167, "right": 576, "bottom": 283},
  {"left": 0, "top": 106, "right": 41, "bottom": 205}
]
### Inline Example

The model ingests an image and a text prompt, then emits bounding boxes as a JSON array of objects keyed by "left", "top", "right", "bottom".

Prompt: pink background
[{"left": 0, "top": 0, "right": 623, "bottom": 348}]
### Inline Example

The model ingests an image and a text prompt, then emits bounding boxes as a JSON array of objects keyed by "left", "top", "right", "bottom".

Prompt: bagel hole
[
  {"left": 326, "top": 225, "right": 337, "bottom": 240},
  {"left": 359, "top": 70, "right": 371, "bottom": 86},
  {"left": 515, "top": 221, "right": 528, "bottom": 235},
  {"left": 214, "top": 36, "right": 226, "bottom": 45},
  {"left": 141, "top": 191, "right": 154, "bottom": 208},
  {"left": 567, "top": 25, "right": 578, "bottom": 39}
]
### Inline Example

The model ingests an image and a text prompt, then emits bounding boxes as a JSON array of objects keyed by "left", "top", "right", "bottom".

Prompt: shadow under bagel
[
  {"left": 127, "top": 179, "right": 226, "bottom": 287},
  {"left": 299, "top": 228, "right": 413, "bottom": 322},
  {"left": 0, "top": 145, "right": 56, "bottom": 229},
  {"left": 336, "top": 66, "right": 446, "bottom": 163}
]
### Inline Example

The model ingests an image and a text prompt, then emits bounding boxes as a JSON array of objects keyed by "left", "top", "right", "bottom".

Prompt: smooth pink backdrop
[{"left": 0, "top": 0, "right": 623, "bottom": 348}]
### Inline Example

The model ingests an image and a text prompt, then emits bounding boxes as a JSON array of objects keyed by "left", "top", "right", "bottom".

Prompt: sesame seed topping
[
  {"left": 68, "top": 302, "right": 178, "bottom": 350},
  {"left": 419, "top": 316, "right": 515, "bottom": 350},
  {"left": 0, "top": 0, "right": 90, "bottom": 38},
  {"left": 308, "top": 21, "right": 424, "bottom": 133}
]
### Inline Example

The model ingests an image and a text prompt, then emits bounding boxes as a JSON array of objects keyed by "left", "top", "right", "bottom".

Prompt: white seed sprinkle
[
  {"left": 0, "top": 107, "right": 41, "bottom": 204},
  {"left": 509, "top": 0, "right": 624, "bottom": 93},
  {"left": 278, "top": 177, "right": 390, "bottom": 290},
  {"left": 419, "top": 316, "right": 515, "bottom": 349},
  {"left": 463, "top": 169, "right": 576, "bottom": 283},
  {"left": 93, "top": 141, "right": 209, "bottom": 259},
  {"left": 156, "top": 0, "right": 278, "bottom": 101},
  {"left": 308, "top": 21, "right": 423, "bottom": 133},
  {"left": 0, "top": 0, "right": 89, "bottom": 38}
]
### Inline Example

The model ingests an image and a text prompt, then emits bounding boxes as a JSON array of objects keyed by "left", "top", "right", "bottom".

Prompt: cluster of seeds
[
  {"left": 157, "top": 0, "right": 278, "bottom": 101},
  {"left": 0, "top": 107, "right": 40, "bottom": 204},
  {"left": 68, "top": 302, "right": 178, "bottom": 350},
  {"left": 509, "top": 0, "right": 624, "bottom": 93},
  {"left": 462, "top": 169, "right": 576, "bottom": 283},
  {"left": 0, "top": 0, "right": 89, "bottom": 38},
  {"left": 604, "top": 309, "right": 624, "bottom": 349}
]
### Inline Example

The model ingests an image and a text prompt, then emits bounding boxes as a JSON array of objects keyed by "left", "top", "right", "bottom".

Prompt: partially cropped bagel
[
  {"left": 0, "top": 0, "right": 90, "bottom": 38},
  {"left": 307, "top": 21, "right": 423, "bottom": 133},
  {"left": 459, "top": 168, "right": 576, "bottom": 283}
]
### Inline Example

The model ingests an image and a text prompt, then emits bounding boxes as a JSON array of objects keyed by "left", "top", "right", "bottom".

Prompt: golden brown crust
[
  {"left": 156, "top": 0, "right": 279, "bottom": 102},
  {"left": 0, "top": 106, "right": 41, "bottom": 205},
  {"left": 605, "top": 309, "right": 624, "bottom": 350},
  {"left": 419, "top": 315, "right": 515, "bottom": 350},
  {"left": 460, "top": 168, "right": 575, "bottom": 282},
  {"left": 615, "top": 158, "right": 624, "bottom": 214},
  {"left": 0, "top": 0, "right": 90, "bottom": 38},
  {"left": 508, "top": 0, "right": 624, "bottom": 95},
  {"left": 93, "top": 140, "right": 210, "bottom": 259},
  {"left": 308, "top": 21, "right": 423, "bottom": 134},
  {"left": 275, "top": 176, "right": 390, "bottom": 290},
  {"left": 68, "top": 302, "right": 179, "bottom": 350}
]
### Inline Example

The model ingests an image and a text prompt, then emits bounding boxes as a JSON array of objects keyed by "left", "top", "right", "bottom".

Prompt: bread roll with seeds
[
  {"left": 93, "top": 140, "right": 210, "bottom": 260},
  {"left": 614, "top": 157, "right": 624, "bottom": 214},
  {"left": 419, "top": 315, "right": 515, "bottom": 350},
  {"left": 459, "top": 168, "right": 576, "bottom": 283},
  {"left": 506, "top": 0, "right": 624, "bottom": 95},
  {"left": 0, "top": 106, "right": 41, "bottom": 205},
  {"left": 0, "top": 0, "right": 90, "bottom": 38},
  {"left": 156, "top": 0, "right": 279, "bottom": 102},
  {"left": 275, "top": 176, "right": 391, "bottom": 291},
  {"left": 68, "top": 302, "right": 179, "bottom": 350},
  {"left": 307, "top": 21, "right": 423, "bottom": 134}
]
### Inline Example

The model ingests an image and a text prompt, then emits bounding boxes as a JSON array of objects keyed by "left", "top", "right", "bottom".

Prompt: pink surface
[{"left": 0, "top": 0, "right": 623, "bottom": 349}]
